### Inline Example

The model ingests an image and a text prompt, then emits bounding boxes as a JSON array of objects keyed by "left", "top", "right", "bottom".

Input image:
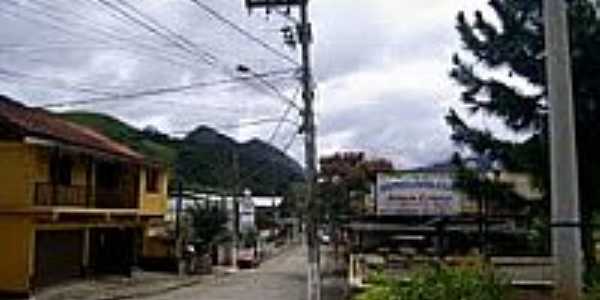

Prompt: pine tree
[{"left": 447, "top": 0, "right": 600, "bottom": 267}]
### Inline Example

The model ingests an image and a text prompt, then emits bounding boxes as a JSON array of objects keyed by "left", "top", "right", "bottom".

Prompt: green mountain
[
  {"left": 60, "top": 112, "right": 304, "bottom": 195},
  {"left": 61, "top": 112, "right": 178, "bottom": 164},
  {"left": 178, "top": 126, "right": 304, "bottom": 194}
]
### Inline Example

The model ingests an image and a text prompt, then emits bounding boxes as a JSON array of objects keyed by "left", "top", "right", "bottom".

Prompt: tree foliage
[
  {"left": 319, "top": 152, "right": 394, "bottom": 192},
  {"left": 318, "top": 152, "right": 394, "bottom": 219},
  {"left": 187, "top": 204, "right": 230, "bottom": 253},
  {"left": 447, "top": 0, "right": 600, "bottom": 264}
]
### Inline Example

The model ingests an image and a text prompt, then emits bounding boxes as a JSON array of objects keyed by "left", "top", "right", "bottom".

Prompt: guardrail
[{"left": 34, "top": 182, "right": 87, "bottom": 206}]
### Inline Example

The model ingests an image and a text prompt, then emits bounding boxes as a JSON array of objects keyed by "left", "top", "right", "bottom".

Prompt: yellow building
[{"left": 0, "top": 97, "right": 168, "bottom": 296}]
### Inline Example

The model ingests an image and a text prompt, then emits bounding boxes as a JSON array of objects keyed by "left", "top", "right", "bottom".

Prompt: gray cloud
[
  {"left": 0, "top": 0, "right": 486, "bottom": 168},
  {"left": 318, "top": 88, "right": 455, "bottom": 167}
]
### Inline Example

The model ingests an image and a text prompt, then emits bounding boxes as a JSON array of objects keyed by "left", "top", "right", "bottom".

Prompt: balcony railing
[
  {"left": 34, "top": 183, "right": 88, "bottom": 206},
  {"left": 96, "top": 188, "right": 137, "bottom": 209},
  {"left": 34, "top": 183, "right": 137, "bottom": 209}
]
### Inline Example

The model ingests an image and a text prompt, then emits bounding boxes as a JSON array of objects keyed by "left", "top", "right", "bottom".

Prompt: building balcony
[
  {"left": 34, "top": 182, "right": 137, "bottom": 209},
  {"left": 34, "top": 183, "right": 88, "bottom": 207}
]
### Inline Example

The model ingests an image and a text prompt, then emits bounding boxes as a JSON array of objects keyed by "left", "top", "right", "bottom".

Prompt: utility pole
[
  {"left": 243, "top": 1, "right": 318, "bottom": 299},
  {"left": 232, "top": 151, "right": 240, "bottom": 270},
  {"left": 298, "top": 3, "right": 320, "bottom": 300},
  {"left": 175, "top": 180, "right": 184, "bottom": 275},
  {"left": 544, "top": 1, "right": 583, "bottom": 299}
]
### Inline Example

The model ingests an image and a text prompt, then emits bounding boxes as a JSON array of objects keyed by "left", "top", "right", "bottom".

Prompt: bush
[
  {"left": 355, "top": 263, "right": 514, "bottom": 300},
  {"left": 187, "top": 204, "right": 230, "bottom": 253},
  {"left": 586, "top": 283, "right": 600, "bottom": 300}
]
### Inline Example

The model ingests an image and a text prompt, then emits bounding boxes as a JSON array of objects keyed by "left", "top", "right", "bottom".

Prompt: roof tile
[{"left": 0, "top": 96, "right": 144, "bottom": 161}]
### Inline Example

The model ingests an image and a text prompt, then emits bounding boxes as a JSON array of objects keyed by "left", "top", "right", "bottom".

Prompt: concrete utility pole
[
  {"left": 544, "top": 1, "right": 583, "bottom": 299},
  {"left": 244, "top": 1, "right": 318, "bottom": 298},
  {"left": 232, "top": 151, "right": 240, "bottom": 270},
  {"left": 298, "top": 2, "right": 320, "bottom": 299},
  {"left": 175, "top": 181, "right": 184, "bottom": 275}
]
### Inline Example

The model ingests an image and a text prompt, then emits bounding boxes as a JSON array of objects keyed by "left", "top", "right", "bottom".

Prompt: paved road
[{"left": 143, "top": 245, "right": 308, "bottom": 300}]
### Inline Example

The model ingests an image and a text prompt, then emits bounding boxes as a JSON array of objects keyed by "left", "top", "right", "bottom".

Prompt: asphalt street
[{"left": 143, "top": 245, "right": 308, "bottom": 300}]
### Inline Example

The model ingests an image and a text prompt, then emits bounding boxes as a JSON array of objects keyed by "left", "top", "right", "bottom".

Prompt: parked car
[
  {"left": 319, "top": 233, "right": 331, "bottom": 245},
  {"left": 237, "top": 247, "right": 257, "bottom": 268}
]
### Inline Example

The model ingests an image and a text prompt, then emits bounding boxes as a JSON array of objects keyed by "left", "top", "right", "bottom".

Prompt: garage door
[{"left": 34, "top": 230, "right": 83, "bottom": 288}]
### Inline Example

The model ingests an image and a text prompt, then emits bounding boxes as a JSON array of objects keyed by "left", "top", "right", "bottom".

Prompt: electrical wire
[
  {"left": 216, "top": 116, "right": 300, "bottom": 130},
  {"left": 0, "top": 0, "right": 205, "bottom": 71},
  {"left": 93, "top": 0, "right": 216, "bottom": 67},
  {"left": 110, "top": 0, "right": 219, "bottom": 66},
  {"left": 39, "top": 68, "right": 297, "bottom": 108},
  {"left": 236, "top": 86, "right": 302, "bottom": 185},
  {"left": 169, "top": 115, "right": 300, "bottom": 135},
  {"left": 95, "top": 0, "right": 300, "bottom": 110},
  {"left": 0, "top": 67, "right": 117, "bottom": 97},
  {"left": 2, "top": 0, "right": 302, "bottom": 123},
  {"left": 187, "top": 0, "right": 299, "bottom": 67},
  {"left": 267, "top": 86, "right": 300, "bottom": 142},
  {"left": 238, "top": 131, "right": 301, "bottom": 186}
]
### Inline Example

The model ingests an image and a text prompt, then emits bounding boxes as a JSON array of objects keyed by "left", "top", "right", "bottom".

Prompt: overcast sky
[{"left": 0, "top": 0, "right": 490, "bottom": 168}]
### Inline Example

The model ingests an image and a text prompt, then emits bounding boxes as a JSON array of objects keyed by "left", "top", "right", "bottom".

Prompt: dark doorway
[
  {"left": 89, "top": 228, "right": 135, "bottom": 276},
  {"left": 34, "top": 230, "right": 83, "bottom": 288}
]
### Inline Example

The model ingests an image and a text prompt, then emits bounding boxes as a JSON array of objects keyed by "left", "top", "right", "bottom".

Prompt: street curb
[
  {"left": 95, "top": 242, "right": 301, "bottom": 300},
  {"left": 94, "top": 274, "right": 225, "bottom": 300},
  {"left": 96, "top": 278, "right": 203, "bottom": 300}
]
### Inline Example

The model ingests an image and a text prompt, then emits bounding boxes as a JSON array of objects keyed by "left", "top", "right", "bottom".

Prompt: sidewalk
[
  {"left": 321, "top": 246, "right": 351, "bottom": 300},
  {"left": 34, "top": 270, "right": 227, "bottom": 300},
  {"left": 33, "top": 240, "right": 302, "bottom": 300}
]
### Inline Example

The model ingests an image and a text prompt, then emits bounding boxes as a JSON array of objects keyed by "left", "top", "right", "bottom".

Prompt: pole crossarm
[{"left": 245, "top": 0, "right": 304, "bottom": 9}]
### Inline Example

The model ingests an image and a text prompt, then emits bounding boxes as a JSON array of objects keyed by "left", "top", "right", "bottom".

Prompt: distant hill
[
  {"left": 61, "top": 112, "right": 304, "bottom": 195},
  {"left": 61, "top": 112, "right": 178, "bottom": 164},
  {"left": 177, "top": 126, "right": 304, "bottom": 195}
]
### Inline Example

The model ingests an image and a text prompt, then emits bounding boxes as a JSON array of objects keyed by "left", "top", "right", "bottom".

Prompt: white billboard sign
[
  {"left": 376, "top": 171, "right": 461, "bottom": 216},
  {"left": 239, "top": 194, "right": 256, "bottom": 232}
]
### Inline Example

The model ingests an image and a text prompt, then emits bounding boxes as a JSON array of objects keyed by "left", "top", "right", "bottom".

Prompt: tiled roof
[{"left": 0, "top": 95, "right": 144, "bottom": 161}]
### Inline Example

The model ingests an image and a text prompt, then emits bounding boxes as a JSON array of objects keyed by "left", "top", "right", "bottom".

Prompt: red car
[{"left": 237, "top": 248, "right": 257, "bottom": 268}]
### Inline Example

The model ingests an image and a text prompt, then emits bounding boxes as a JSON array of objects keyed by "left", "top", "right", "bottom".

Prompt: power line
[
  {"left": 169, "top": 115, "right": 300, "bottom": 135},
  {"left": 0, "top": 65, "right": 290, "bottom": 100},
  {"left": 0, "top": 0, "right": 205, "bottom": 71},
  {"left": 245, "top": 68, "right": 302, "bottom": 110},
  {"left": 168, "top": 87, "right": 300, "bottom": 153},
  {"left": 267, "top": 87, "right": 300, "bottom": 143},
  {"left": 95, "top": 0, "right": 300, "bottom": 111},
  {"left": 0, "top": 67, "right": 117, "bottom": 97},
  {"left": 0, "top": 70, "right": 251, "bottom": 114},
  {"left": 238, "top": 131, "right": 300, "bottom": 186},
  {"left": 2, "top": 0, "right": 301, "bottom": 115},
  {"left": 28, "top": 0, "right": 153, "bottom": 42},
  {"left": 221, "top": 116, "right": 300, "bottom": 130},
  {"left": 236, "top": 86, "right": 302, "bottom": 187},
  {"left": 0, "top": 43, "right": 211, "bottom": 73},
  {"left": 94, "top": 0, "right": 216, "bottom": 67},
  {"left": 110, "top": 0, "right": 219, "bottom": 65},
  {"left": 187, "top": 0, "right": 299, "bottom": 67},
  {"left": 40, "top": 68, "right": 297, "bottom": 107}
]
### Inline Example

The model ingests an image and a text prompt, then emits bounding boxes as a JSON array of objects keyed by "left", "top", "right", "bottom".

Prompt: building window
[
  {"left": 50, "top": 155, "right": 72, "bottom": 185},
  {"left": 146, "top": 168, "right": 160, "bottom": 193}
]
